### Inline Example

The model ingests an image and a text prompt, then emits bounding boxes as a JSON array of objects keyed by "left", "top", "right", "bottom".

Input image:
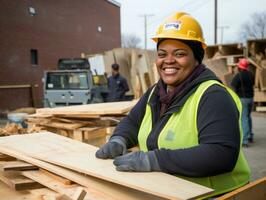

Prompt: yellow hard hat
[{"left": 151, "top": 12, "right": 207, "bottom": 48}]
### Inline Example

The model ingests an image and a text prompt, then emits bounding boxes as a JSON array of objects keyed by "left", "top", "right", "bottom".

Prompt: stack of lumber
[
  {"left": 0, "top": 132, "right": 213, "bottom": 200},
  {"left": 204, "top": 43, "right": 245, "bottom": 87},
  {"left": 26, "top": 100, "right": 138, "bottom": 147},
  {"left": 247, "top": 39, "right": 266, "bottom": 110},
  {"left": 0, "top": 123, "right": 27, "bottom": 136},
  {"left": 84, "top": 48, "right": 158, "bottom": 98}
]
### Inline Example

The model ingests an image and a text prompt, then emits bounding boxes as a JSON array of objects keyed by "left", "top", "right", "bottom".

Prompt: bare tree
[
  {"left": 122, "top": 33, "right": 141, "bottom": 48},
  {"left": 239, "top": 11, "right": 266, "bottom": 41}
]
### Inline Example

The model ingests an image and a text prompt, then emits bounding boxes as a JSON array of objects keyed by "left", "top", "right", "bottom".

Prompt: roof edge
[{"left": 106, "top": 0, "right": 121, "bottom": 7}]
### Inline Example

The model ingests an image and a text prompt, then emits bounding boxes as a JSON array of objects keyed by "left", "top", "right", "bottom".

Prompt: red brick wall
[{"left": 0, "top": 0, "right": 121, "bottom": 111}]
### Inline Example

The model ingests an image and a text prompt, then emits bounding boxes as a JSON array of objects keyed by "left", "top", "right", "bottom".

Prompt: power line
[
  {"left": 146, "top": 0, "right": 211, "bottom": 37},
  {"left": 146, "top": 0, "right": 196, "bottom": 27},
  {"left": 146, "top": 0, "right": 210, "bottom": 28}
]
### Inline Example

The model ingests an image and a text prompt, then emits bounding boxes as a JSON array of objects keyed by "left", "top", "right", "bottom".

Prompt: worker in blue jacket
[
  {"left": 106, "top": 63, "right": 129, "bottom": 102},
  {"left": 96, "top": 12, "right": 250, "bottom": 198}
]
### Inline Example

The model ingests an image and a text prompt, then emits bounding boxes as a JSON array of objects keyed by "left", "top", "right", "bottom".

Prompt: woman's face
[{"left": 156, "top": 39, "right": 198, "bottom": 88}]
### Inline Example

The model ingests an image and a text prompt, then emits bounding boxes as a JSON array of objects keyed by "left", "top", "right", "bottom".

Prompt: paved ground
[
  {"left": 0, "top": 112, "right": 265, "bottom": 181},
  {"left": 243, "top": 112, "right": 266, "bottom": 181}
]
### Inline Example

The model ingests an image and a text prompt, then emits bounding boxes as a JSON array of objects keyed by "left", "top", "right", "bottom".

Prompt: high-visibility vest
[{"left": 138, "top": 80, "right": 250, "bottom": 198}]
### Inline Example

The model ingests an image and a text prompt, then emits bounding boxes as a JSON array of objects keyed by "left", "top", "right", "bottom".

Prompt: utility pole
[
  {"left": 214, "top": 0, "right": 218, "bottom": 44},
  {"left": 218, "top": 26, "right": 229, "bottom": 44},
  {"left": 139, "top": 14, "right": 153, "bottom": 49}
]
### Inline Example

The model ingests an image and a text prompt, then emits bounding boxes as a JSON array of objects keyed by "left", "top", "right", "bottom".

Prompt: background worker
[
  {"left": 106, "top": 63, "right": 129, "bottom": 102},
  {"left": 96, "top": 12, "right": 250, "bottom": 198},
  {"left": 231, "top": 59, "right": 255, "bottom": 147}
]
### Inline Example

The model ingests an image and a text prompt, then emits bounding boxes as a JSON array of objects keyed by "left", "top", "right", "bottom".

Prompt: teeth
[{"left": 164, "top": 68, "right": 177, "bottom": 74}]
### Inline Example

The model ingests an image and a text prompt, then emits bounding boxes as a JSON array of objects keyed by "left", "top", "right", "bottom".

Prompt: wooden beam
[
  {"left": 0, "top": 160, "right": 39, "bottom": 171},
  {"left": 256, "top": 106, "right": 266, "bottom": 112},
  {"left": 21, "top": 170, "right": 86, "bottom": 200},
  {"left": 36, "top": 100, "right": 137, "bottom": 116},
  {"left": 0, "top": 153, "right": 16, "bottom": 161},
  {"left": 0, "top": 181, "right": 53, "bottom": 200},
  {"left": 216, "top": 176, "right": 266, "bottom": 200},
  {"left": 40, "top": 169, "right": 73, "bottom": 185},
  {"left": 0, "top": 170, "right": 43, "bottom": 191}
]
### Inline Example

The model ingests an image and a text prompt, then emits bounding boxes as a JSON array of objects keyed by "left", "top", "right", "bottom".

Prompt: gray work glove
[
  {"left": 113, "top": 151, "right": 161, "bottom": 172},
  {"left": 95, "top": 136, "right": 127, "bottom": 159}
]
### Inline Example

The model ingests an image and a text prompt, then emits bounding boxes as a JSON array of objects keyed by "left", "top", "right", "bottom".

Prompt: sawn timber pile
[
  {"left": 26, "top": 100, "right": 138, "bottom": 146},
  {"left": 0, "top": 132, "right": 213, "bottom": 200}
]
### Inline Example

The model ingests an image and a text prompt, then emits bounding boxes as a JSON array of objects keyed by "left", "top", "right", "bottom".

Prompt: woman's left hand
[{"left": 113, "top": 151, "right": 161, "bottom": 172}]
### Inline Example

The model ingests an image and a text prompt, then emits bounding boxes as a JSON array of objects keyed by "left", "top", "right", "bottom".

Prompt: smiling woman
[
  {"left": 95, "top": 12, "right": 251, "bottom": 199},
  {"left": 156, "top": 39, "right": 198, "bottom": 88}
]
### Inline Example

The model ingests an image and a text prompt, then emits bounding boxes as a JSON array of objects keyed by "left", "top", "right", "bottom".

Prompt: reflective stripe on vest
[{"left": 138, "top": 80, "right": 250, "bottom": 198}]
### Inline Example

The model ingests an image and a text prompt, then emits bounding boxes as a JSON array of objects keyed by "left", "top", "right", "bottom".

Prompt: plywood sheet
[
  {"left": 36, "top": 100, "right": 137, "bottom": 115},
  {"left": 0, "top": 142, "right": 167, "bottom": 200},
  {"left": 0, "top": 132, "right": 213, "bottom": 200}
]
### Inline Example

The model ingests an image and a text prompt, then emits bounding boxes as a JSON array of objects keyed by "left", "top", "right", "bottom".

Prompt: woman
[{"left": 96, "top": 12, "right": 250, "bottom": 198}]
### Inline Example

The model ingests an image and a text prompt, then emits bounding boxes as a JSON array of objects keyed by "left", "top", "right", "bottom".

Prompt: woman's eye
[
  {"left": 175, "top": 52, "right": 186, "bottom": 57},
  {"left": 158, "top": 53, "right": 166, "bottom": 57}
]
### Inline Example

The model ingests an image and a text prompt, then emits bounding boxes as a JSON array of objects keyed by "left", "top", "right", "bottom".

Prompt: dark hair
[{"left": 111, "top": 63, "right": 119, "bottom": 71}]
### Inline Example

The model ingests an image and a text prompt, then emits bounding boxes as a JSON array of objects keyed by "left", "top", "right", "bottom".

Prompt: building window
[
  {"left": 31, "top": 49, "right": 38, "bottom": 65},
  {"left": 28, "top": 6, "right": 36, "bottom": 16}
]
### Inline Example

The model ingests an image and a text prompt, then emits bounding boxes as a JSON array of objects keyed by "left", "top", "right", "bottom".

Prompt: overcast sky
[{"left": 115, "top": 0, "right": 266, "bottom": 49}]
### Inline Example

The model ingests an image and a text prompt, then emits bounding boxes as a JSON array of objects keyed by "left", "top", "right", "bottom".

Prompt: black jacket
[
  {"left": 231, "top": 70, "right": 254, "bottom": 98},
  {"left": 112, "top": 67, "right": 240, "bottom": 177},
  {"left": 107, "top": 73, "right": 129, "bottom": 102}
]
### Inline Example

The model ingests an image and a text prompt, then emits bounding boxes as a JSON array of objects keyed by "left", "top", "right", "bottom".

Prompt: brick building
[{"left": 0, "top": 0, "right": 121, "bottom": 112}]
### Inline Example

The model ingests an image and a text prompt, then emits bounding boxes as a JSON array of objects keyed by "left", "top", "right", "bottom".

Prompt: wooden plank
[
  {"left": 103, "top": 50, "right": 115, "bottom": 76},
  {"left": 72, "top": 130, "right": 83, "bottom": 142},
  {"left": 216, "top": 176, "right": 266, "bottom": 200},
  {"left": 41, "top": 169, "right": 73, "bottom": 185},
  {"left": 38, "top": 121, "right": 88, "bottom": 130},
  {"left": 0, "top": 170, "right": 43, "bottom": 191},
  {"left": 0, "top": 153, "right": 16, "bottom": 161},
  {"left": 0, "top": 144, "right": 167, "bottom": 200},
  {"left": 130, "top": 49, "right": 140, "bottom": 97},
  {"left": 0, "top": 181, "right": 49, "bottom": 200},
  {"left": 113, "top": 48, "right": 133, "bottom": 95},
  {"left": 254, "top": 90, "right": 266, "bottom": 102},
  {"left": 81, "top": 128, "right": 107, "bottom": 147},
  {"left": 36, "top": 100, "right": 137, "bottom": 116},
  {"left": 247, "top": 57, "right": 263, "bottom": 69},
  {"left": 205, "top": 58, "right": 229, "bottom": 83},
  {"left": 21, "top": 170, "right": 86, "bottom": 200},
  {"left": 258, "top": 68, "right": 266, "bottom": 91},
  {"left": 0, "top": 132, "right": 213, "bottom": 200},
  {"left": 54, "top": 114, "right": 101, "bottom": 119},
  {"left": 0, "top": 160, "right": 39, "bottom": 171},
  {"left": 256, "top": 106, "right": 266, "bottom": 112}
]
